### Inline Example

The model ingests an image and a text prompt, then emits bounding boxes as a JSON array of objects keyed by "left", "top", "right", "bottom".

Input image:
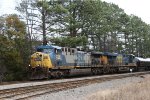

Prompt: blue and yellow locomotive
[
  {"left": 29, "top": 44, "right": 149, "bottom": 79},
  {"left": 30, "top": 45, "right": 91, "bottom": 79}
]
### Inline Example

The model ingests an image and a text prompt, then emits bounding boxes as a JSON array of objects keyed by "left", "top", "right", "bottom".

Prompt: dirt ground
[{"left": 86, "top": 75, "right": 150, "bottom": 100}]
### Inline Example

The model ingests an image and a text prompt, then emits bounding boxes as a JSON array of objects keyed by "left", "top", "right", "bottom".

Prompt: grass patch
[{"left": 86, "top": 75, "right": 150, "bottom": 100}]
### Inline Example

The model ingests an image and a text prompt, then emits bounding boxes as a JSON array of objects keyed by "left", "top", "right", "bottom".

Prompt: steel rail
[{"left": 0, "top": 71, "right": 149, "bottom": 100}]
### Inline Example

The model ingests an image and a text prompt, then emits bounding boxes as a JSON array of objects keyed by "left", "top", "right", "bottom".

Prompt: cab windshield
[
  {"left": 37, "top": 48, "right": 53, "bottom": 54},
  {"left": 43, "top": 48, "right": 53, "bottom": 54}
]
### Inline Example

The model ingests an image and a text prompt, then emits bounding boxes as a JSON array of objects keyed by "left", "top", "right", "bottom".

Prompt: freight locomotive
[{"left": 29, "top": 45, "right": 150, "bottom": 79}]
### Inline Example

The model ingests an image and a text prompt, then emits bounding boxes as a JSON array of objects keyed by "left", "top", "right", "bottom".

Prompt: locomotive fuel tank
[{"left": 134, "top": 57, "right": 150, "bottom": 71}]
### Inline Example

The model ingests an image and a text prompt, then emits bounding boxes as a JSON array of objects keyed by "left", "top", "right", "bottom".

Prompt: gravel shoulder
[
  {"left": 0, "top": 75, "right": 112, "bottom": 90},
  {"left": 0, "top": 72, "right": 138, "bottom": 90},
  {"left": 30, "top": 75, "right": 146, "bottom": 100}
]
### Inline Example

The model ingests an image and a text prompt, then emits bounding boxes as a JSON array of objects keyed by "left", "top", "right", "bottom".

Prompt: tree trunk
[{"left": 42, "top": 8, "right": 47, "bottom": 45}]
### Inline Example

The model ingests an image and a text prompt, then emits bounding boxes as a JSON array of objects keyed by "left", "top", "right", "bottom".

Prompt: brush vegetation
[{"left": 87, "top": 76, "right": 150, "bottom": 100}]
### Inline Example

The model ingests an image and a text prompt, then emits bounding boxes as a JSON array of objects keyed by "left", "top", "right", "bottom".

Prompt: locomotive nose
[
  {"left": 30, "top": 52, "right": 53, "bottom": 69},
  {"left": 30, "top": 52, "right": 43, "bottom": 68}
]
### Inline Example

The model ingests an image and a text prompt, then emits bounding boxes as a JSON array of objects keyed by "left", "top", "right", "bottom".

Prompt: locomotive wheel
[
  {"left": 114, "top": 68, "right": 119, "bottom": 73},
  {"left": 91, "top": 68, "right": 100, "bottom": 75},
  {"left": 109, "top": 68, "right": 114, "bottom": 73},
  {"left": 103, "top": 67, "right": 110, "bottom": 74},
  {"left": 91, "top": 68, "right": 96, "bottom": 75},
  {"left": 64, "top": 70, "right": 70, "bottom": 77},
  {"left": 103, "top": 68, "right": 107, "bottom": 74},
  {"left": 97, "top": 69, "right": 103, "bottom": 74},
  {"left": 48, "top": 72, "right": 53, "bottom": 79},
  {"left": 97, "top": 69, "right": 100, "bottom": 74},
  {"left": 55, "top": 71, "right": 64, "bottom": 79},
  {"left": 95, "top": 69, "right": 99, "bottom": 75}
]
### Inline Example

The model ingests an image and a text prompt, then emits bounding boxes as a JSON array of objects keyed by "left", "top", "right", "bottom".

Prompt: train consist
[{"left": 29, "top": 45, "right": 150, "bottom": 79}]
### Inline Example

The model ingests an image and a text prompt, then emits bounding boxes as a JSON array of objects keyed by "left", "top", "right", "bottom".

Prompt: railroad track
[{"left": 0, "top": 71, "right": 149, "bottom": 100}]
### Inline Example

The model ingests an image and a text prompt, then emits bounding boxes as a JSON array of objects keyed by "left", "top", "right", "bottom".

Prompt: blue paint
[{"left": 36, "top": 45, "right": 67, "bottom": 67}]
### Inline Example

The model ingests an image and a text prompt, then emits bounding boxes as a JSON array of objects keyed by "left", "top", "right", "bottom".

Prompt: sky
[
  {"left": 101, "top": 0, "right": 150, "bottom": 24},
  {"left": 0, "top": 0, "right": 150, "bottom": 24},
  {"left": 0, "top": 0, "right": 18, "bottom": 15}
]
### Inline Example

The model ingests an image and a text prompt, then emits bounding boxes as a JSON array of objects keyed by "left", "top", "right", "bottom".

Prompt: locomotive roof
[
  {"left": 91, "top": 51, "right": 103, "bottom": 55},
  {"left": 37, "top": 45, "right": 62, "bottom": 49},
  {"left": 91, "top": 52, "right": 118, "bottom": 56},
  {"left": 103, "top": 52, "right": 118, "bottom": 56},
  {"left": 51, "top": 45, "right": 62, "bottom": 49}
]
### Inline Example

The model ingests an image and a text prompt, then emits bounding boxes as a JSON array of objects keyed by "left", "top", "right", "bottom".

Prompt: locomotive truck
[{"left": 29, "top": 45, "right": 150, "bottom": 79}]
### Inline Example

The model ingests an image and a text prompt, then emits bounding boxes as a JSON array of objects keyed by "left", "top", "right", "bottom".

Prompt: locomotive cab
[
  {"left": 30, "top": 45, "right": 67, "bottom": 79},
  {"left": 36, "top": 45, "right": 66, "bottom": 67}
]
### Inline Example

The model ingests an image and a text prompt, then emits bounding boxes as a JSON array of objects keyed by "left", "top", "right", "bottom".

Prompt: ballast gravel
[
  {"left": 0, "top": 72, "right": 139, "bottom": 90},
  {"left": 29, "top": 76, "right": 145, "bottom": 100}
]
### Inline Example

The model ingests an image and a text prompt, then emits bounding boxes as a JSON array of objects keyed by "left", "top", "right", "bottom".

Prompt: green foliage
[
  {"left": 16, "top": 0, "right": 150, "bottom": 57},
  {"left": 0, "top": 14, "right": 29, "bottom": 81},
  {"left": 49, "top": 36, "right": 88, "bottom": 48},
  {"left": 46, "top": 0, "right": 150, "bottom": 56}
]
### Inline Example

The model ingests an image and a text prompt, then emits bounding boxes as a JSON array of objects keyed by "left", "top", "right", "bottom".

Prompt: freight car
[
  {"left": 29, "top": 45, "right": 150, "bottom": 79},
  {"left": 134, "top": 57, "right": 150, "bottom": 71}
]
